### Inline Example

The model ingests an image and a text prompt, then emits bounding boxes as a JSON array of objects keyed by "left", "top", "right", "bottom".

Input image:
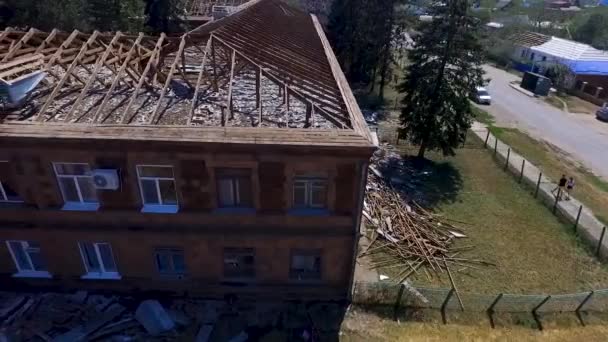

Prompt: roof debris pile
[
  {"left": 361, "top": 147, "right": 492, "bottom": 284},
  {"left": 0, "top": 291, "right": 346, "bottom": 341}
]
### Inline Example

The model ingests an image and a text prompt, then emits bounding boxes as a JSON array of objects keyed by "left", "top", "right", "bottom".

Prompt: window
[
  {"left": 78, "top": 242, "right": 120, "bottom": 279},
  {"left": 0, "top": 181, "right": 21, "bottom": 203},
  {"left": 293, "top": 176, "right": 327, "bottom": 209},
  {"left": 542, "top": 56, "right": 547, "bottom": 62},
  {"left": 223, "top": 248, "right": 255, "bottom": 279},
  {"left": 154, "top": 248, "right": 187, "bottom": 277},
  {"left": 6, "top": 241, "right": 51, "bottom": 278},
  {"left": 290, "top": 249, "right": 321, "bottom": 280},
  {"left": 53, "top": 163, "right": 98, "bottom": 210},
  {"left": 530, "top": 52, "right": 535, "bottom": 61},
  {"left": 520, "top": 49, "right": 526, "bottom": 58},
  {"left": 215, "top": 168, "right": 253, "bottom": 208},
  {"left": 136, "top": 165, "right": 178, "bottom": 213}
]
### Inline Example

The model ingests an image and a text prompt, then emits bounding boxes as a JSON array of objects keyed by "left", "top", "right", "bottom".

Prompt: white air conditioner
[{"left": 92, "top": 169, "right": 120, "bottom": 190}]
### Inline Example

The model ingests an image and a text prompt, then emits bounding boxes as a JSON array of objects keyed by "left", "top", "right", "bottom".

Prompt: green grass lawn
[{"left": 373, "top": 115, "right": 608, "bottom": 295}]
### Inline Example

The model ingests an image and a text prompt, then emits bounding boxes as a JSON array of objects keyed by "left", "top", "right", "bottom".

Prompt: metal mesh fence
[{"left": 353, "top": 282, "right": 608, "bottom": 314}]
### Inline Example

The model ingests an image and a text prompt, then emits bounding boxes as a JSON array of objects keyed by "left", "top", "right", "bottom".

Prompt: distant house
[{"left": 510, "top": 31, "right": 608, "bottom": 101}]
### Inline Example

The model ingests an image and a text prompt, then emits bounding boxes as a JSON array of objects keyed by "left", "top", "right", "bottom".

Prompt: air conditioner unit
[{"left": 92, "top": 169, "right": 120, "bottom": 190}]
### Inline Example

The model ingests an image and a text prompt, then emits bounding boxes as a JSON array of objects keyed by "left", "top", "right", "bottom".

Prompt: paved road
[{"left": 480, "top": 65, "right": 608, "bottom": 180}]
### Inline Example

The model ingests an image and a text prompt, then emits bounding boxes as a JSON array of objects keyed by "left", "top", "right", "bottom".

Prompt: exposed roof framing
[
  {"left": 184, "top": 0, "right": 249, "bottom": 20},
  {"left": 0, "top": 0, "right": 373, "bottom": 146}
]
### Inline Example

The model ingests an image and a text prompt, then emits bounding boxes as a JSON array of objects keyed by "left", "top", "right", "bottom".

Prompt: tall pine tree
[{"left": 398, "top": 0, "right": 485, "bottom": 158}]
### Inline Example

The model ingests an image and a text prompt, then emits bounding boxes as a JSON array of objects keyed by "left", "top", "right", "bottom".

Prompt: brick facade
[{"left": 0, "top": 137, "right": 371, "bottom": 299}]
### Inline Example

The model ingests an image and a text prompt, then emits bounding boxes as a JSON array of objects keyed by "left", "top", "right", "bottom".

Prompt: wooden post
[
  {"left": 504, "top": 148, "right": 511, "bottom": 171},
  {"left": 211, "top": 38, "right": 219, "bottom": 92},
  {"left": 393, "top": 283, "right": 405, "bottom": 321},
  {"left": 226, "top": 49, "right": 236, "bottom": 120},
  {"left": 519, "top": 160, "right": 526, "bottom": 183},
  {"left": 221, "top": 106, "right": 226, "bottom": 127},
  {"left": 487, "top": 293, "right": 503, "bottom": 329},
  {"left": 493, "top": 138, "right": 498, "bottom": 157},
  {"left": 285, "top": 86, "right": 290, "bottom": 111},
  {"left": 187, "top": 38, "right": 212, "bottom": 126},
  {"left": 444, "top": 258, "right": 464, "bottom": 311},
  {"left": 596, "top": 227, "right": 606, "bottom": 257},
  {"left": 574, "top": 205, "right": 583, "bottom": 231},
  {"left": 532, "top": 296, "right": 551, "bottom": 331},
  {"left": 440, "top": 289, "right": 455, "bottom": 325},
  {"left": 304, "top": 103, "right": 312, "bottom": 128},
  {"left": 255, "top": 67, "right": 261, "bottom": 109},
  {"left": 535, "top": 172, "right": 542, "bottom": 198},
  {"left": 553, "top": 189, "right": 561, "bottom": 214},
  {"left": 575, "top": 291, "right": 594, "bottom": 326}
]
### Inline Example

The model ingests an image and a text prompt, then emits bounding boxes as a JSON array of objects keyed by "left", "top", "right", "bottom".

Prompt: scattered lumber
[{"left": 362, "top": 146, "right": 493, "bottom": 284}]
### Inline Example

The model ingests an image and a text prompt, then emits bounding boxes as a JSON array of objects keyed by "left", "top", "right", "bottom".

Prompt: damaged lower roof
[{"left": 0, "top": 0, "right": 373, "bottom": 147}]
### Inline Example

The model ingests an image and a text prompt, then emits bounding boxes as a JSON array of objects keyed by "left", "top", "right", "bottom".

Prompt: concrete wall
[{"left": 0, "top": 137, "right": 371, "bottom": 298}]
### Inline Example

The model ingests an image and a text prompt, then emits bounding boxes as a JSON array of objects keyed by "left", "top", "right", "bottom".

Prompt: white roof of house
[{"left": 531, "top": 36, "right": 608, "bottom": 61}]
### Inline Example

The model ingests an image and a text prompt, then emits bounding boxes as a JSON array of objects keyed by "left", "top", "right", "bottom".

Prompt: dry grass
[{"left": 341, "top": 307, "right": 608, "bottom": 342}]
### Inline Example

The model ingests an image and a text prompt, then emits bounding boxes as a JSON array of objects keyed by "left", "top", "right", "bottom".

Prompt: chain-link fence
[{"left": 352, "top": 282, "right": 608, "bottom": 329}]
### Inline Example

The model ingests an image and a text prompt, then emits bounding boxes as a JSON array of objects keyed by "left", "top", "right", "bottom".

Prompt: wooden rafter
[
  {"left": 120, "top": 33, "right": 167, "bottom": 124},
  {"left": 187, "top": 38, "right": 212, "bottom": 125},
  {"left": 65, "top": 32, "right": 123, "bottom": 123},
  {"left": 226, "top": 49, "right": 236, "bottom": 120},
  {"left": 148, "top": 36, "right": 187, "bottom": 125},
  {"left": 35, "top": 31, "right": 100, "bottom": 122},
  {"left": 92, "top": 33, "right": 144, "bottom": 123},
  {"left": 2, "top": 28, "right": 37, "bottom": 62},
  {"left": 34, "top": 29, "right": 58, "bottom": 55}
]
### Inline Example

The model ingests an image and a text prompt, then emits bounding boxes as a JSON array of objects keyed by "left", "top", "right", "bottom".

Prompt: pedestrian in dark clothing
[
  {"left": 566, "top": 177, "right": 575, "bottom": 200},
  {"left": 553, "top": 174, "right": 567, "bottom": 200}
]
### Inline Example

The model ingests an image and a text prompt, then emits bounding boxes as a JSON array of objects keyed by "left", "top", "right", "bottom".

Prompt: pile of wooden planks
[{"left": 362, "top": 150, "right": 492, "bottom": 284}]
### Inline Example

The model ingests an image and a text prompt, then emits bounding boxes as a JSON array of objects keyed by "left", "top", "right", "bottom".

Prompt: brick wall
[{"left": 0, "top": 137, "right": 371, "bottom": 297}]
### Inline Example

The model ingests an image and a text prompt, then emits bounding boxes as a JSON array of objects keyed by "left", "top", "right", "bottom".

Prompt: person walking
[
  {"left": 566, "top": 177, "right": 575, "bottom": 200},
  {"left": 553, "top": 174, "right": 567, "bottom": 200}
]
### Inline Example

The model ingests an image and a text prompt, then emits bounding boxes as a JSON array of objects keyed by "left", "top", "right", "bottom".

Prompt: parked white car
[{"left": 473, "top": 87, "right": 492, "bottom": 105}]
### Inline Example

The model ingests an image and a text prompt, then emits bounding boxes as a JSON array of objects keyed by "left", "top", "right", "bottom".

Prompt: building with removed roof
[{"left": 0, "top": 0, "right": 375, "bottom": 298}]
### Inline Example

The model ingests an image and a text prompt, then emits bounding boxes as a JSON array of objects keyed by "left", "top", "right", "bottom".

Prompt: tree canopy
[
  {"left": 0, "top": 0, "right": 184, "bottom": 33},
  {"left": 571, "top": 9, "right": 608, "bottom": 50},
  {"left": 398, "top": 0, "right": 486, "bottom": 158}
]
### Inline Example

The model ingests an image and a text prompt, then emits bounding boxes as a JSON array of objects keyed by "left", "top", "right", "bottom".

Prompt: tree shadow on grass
[{"left": 375, "top": 154, "right": 463, "bottom": 208}]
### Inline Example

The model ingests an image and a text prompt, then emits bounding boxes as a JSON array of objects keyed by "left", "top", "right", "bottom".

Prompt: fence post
[
  {"left": 441, "top": 288, "right": 455, "bottom": 325},
  {"left": 519, "top": 160, "right": 526, "bottom": 183},
  {"left": 493, "top": 138, "right": 498, "bottom": 157},
  {"left": 575, "top": 291, "right": 594, "bottom": 327},
  {"left": 552, "top": 189, "right": 561, "bottom": 214},
  {"left": 393, "top": 283, "right": 405, "bottom": 321},
  {"left": 596, "top": 227, "right": 607, "bottom": 258},
  {"left": 532, "top": 295, "right": 551, "bottom": 331},
  {"left": 574, "top": 205, "right": 583, "bottom": 231},
  {"left": 487, "top": 293, "right": 503, "bottom": 329},
  {"left": 535, "top": 172, "right": 542, "bottom": 198},
  {"left": 484, "top": 129, "right": 490, "bottom": 148},
  {"left": 504, "top": 148, "right": 511, "bottom": 171}
]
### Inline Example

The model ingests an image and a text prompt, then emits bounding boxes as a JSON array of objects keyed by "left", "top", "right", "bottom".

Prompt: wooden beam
[
  {"left": 305, "top": 103, "right": 312, "bottom": 128},
  {"left": 35, "top": 31, "right": 99, "bottom": 122},
  {"left": 120, "top": 33, "right": 167, "bottom": 124},
  {"left": 257, "top": 66, "right": 262, "bottom": 126},
  {"left": 92, "top": 33, "right": 144, "bottom": 123},
  {"left": 65, "top": 32, "right": 123, "bottom": 122},
  {"left": 211, "top": 38, "right": 219, "bottom": 92},
  {"left": 2, "top": 28, "right": 37, "bottom": 62},
  {"left": 43, "top": 30, "right": 79, "bottom": 72},
  {"left": 147, "top": 35, "right": 187, "bottom": 125},
  {"left": 0, "top": 27, "right": 13, "bottom": 44},
  {"left": 187, "top": 38, "right": 212, "bottom": 126},
  {"left": 226, "top": 48, "right": 236, "bottom": 120}
]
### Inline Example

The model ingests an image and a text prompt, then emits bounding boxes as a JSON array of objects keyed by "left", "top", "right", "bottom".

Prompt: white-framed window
[
  {"left": 0, "top": 181, "right": 22, "bottom": 203},
  {"left": 136, "top": 165, "right": 178, "bottom": 213},
  {"left": 223, "top": 247, "right": 255, "bottom": 280},
  {"left": 6, "top": 240, "right": 51, "bottom": 278},
  {"left": 53, "top": 163, "right": 99, "bottom": 211},
  {"left": 154, "top": 248, "right": 187, "bottom": 277},
  {"left": 290, "top": 249, "right": 322, "bottom": 281},
  {"left": 293, "top": 176, "right": 327, "bottom": 209},
  {"left": 0, "top": 161, "right": 22, "bottom": 203},
  {"left": 78, "top": 242, "right": 120, "bottom": 280},
  {"left": 216, "top": 168, "right": 253, "bottom": 208}
]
